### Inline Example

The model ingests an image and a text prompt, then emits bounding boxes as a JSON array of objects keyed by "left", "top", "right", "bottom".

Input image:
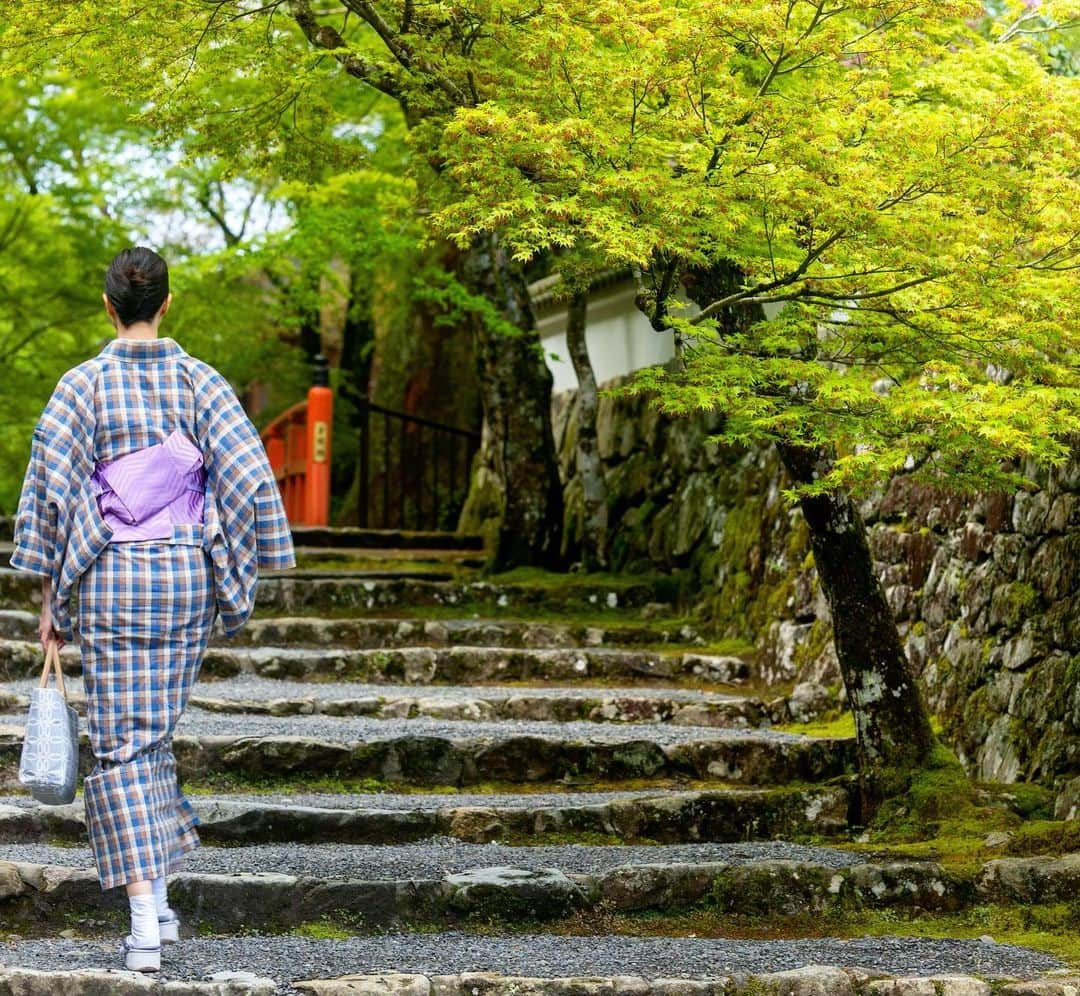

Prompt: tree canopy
[
  {"left": 5, "top": 3, "right": 1079, "bottom": 506},
  {"left": 428, "top": 0, "right": 1080, "bottom": 497}
]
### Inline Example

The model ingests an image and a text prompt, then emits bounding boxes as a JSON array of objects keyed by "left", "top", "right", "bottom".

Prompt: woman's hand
[
  {"left": 38, "top": 579, "right": 64, "bottom": 651},
  {"left": 37, "top": 612, "right": 64, "bottom": 652}
]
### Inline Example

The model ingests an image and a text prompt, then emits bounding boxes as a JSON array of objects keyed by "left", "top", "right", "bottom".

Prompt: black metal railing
[{"left": 356, "top": 398, "right": 481, "bottom": 531}]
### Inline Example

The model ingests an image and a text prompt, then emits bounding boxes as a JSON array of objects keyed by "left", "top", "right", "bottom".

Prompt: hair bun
[{"left": 105, "top": 247, "right": 169, "bottom": 327}]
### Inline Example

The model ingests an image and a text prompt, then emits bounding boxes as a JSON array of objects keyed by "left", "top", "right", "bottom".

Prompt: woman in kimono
[{"left": 10, "top": 246, "right": 296, "bottom": 972}]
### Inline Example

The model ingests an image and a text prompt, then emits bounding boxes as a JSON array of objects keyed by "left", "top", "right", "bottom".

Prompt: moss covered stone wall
[{"left": 552, "top": 377, "right": 1080, "bottom": 792}]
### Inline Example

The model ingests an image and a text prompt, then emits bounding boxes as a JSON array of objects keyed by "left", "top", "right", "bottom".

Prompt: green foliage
[
  {"left": 0, "top": 13, "right": 430, "bottom": 513},
  {"left": 4, "top": 0, "right": 1080, "bottom": 518},
  {"left": 425, "top": 1, "right": 1080, "bottom": 500},
  {"left": 0, "top": 71, "right": 142, "bottom": 508}
]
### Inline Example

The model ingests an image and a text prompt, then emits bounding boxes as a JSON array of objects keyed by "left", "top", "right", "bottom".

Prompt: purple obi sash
[{"left": 91, "top": 430, "right": 207, "bottom": 542}]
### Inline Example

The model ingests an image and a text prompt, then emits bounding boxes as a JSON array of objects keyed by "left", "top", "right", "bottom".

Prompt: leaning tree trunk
[
  {"left": 777, "top": 442, "right": 937, "bottom": 818},
  {"left": 564, "top": 289, "right": 608, "bottom": 569},
  {"left": 458, "top": 234, "right": 564, "bottom": 570},
  {"left": 682, "top": 260, "right": 938, "bottom": 818}
]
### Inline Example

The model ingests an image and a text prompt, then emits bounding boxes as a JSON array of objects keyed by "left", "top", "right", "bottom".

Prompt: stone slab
[
  {"left": 0, "top": 722, "right": 855, "bottom": 789},
  {"left": 0, "top": 673, "right": 780, "bottom": 728},
  {"left": 0, "top": 639, "right": 747, "bottom": 689},
  {"left": 0, "top": 785, "right": 853, "bottom": 846},
  {"left": 0, "top": 611, "right": 703, "bottom": 651},
  {"left": 0, "top": 850, "right": 1028, "bottom": 932}
]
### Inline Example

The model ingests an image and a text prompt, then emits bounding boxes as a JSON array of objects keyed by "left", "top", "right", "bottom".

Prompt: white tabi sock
[
  {"left": 128, "top": 893, "right": 160, "bottom": 949},
  {"left": 151, "top": 876, "right": 173, "bottom": 920}
]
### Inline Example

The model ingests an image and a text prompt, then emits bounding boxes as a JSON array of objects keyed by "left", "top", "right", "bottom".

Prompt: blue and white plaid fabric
[
  {"left": 9, "top": 335, "right": 296, "bottom": 888},
  {"left": 10, "top": 336, "right": 295, "bottom": 637},
  {"left": 79, "top": 539, "right": 214, "bottom": 889}
]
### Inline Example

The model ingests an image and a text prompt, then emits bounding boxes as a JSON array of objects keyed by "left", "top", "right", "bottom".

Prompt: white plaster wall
[
  {"left": 537, "top": 279, "right": 785, "bottom": 391},
  {"left": 536, "top": 281, "right": 677, "bottom": 391}
]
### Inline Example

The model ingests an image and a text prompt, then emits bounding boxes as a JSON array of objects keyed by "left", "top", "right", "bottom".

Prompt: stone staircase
[{"left": 0, "top": 531, "right": 1076, "bottom": 995}]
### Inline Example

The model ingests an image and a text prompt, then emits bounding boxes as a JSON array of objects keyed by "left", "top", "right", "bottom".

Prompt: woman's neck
[{"left": 116, "top": 324, "right": 161, "bottom": 340}]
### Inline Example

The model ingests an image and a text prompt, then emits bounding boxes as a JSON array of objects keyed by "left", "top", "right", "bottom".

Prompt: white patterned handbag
[{"left": 18, "top": 640, "right": 80, "bottom": 805}]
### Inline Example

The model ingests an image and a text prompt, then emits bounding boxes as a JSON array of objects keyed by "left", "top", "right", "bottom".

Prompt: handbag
[{"left": 18, "top": 639, "right": 80, "bottom": 805}]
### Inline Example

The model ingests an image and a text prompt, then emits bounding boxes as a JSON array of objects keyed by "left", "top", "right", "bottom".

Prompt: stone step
[
  {"left": 2, "top": 842, "right": 1079, "bottom": 933},
  {"left": 293, "top": 546, "right": 487, "bottom": 569},
  {"left": 0, "top": 714, "right": 854, "bottom": 789},
  {"left": 0, "top": 946, "right": 1069, "bottom": 996},
  {"left": 0, "top": 674, "right": 782, "bottom": 728},
  {"left": 0, "top": 638, "right": 749, "bottom": 688},
  {"left": 0, "top": 783, "right": 854, "bottom": 845},
  {"left": 0, "top": 610, "right": 711, "bottom": 652},
  {"left": 0, "top": 568, "right": 678, "bottom": 615},
  {"left": 291, "top": 526, "right": 485, "bottom": 551},
  {"left": 254, "top": 575, "right": 678, "bottom": 615}
]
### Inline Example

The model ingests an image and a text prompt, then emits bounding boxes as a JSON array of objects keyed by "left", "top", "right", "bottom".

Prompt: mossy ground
[
  {"left": 521, "top": 904, "right": 1080, "bottom": 968},
  {"left": 10, "top": 903, "right": 1079, "bottom": 966},
  {"left": 775, "top": 713, "right": 857, "bottom": 738},
  {"left": 249, "top": 599, "right": 710, "bottom": 638}
]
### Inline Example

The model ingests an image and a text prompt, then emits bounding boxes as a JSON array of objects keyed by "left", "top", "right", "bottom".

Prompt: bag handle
[{"left": 38, "top": 639, "right": 68, "bottom": 700}]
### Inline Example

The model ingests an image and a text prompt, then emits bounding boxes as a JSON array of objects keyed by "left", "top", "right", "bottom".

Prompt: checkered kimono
[{"left": 10, "top": 335, "right": 295, "bottom": 889}]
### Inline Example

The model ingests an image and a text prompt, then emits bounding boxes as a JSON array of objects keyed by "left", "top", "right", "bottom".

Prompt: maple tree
[{"left": 428, "top": 0, "right": 1080, "bottom": 810}]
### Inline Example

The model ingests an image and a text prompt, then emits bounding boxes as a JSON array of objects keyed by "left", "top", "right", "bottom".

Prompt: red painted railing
[{"left": 260, "top": 356, "right": 333, "bottom": 527}]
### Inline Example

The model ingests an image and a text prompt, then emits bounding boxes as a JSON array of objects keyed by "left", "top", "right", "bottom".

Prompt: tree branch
[
  {"left": 290, "top": 0, "right": 407, "bottom": 99},
  {"left": 690, "top": 229, "right": 847, "bottom": 324}
]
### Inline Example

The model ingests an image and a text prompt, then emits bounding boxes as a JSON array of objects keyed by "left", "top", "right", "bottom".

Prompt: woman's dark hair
[{"left": 104, "top": 247, "right": 169, "bottom": 327}]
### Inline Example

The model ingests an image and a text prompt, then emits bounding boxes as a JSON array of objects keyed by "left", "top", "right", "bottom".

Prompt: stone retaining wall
[{"left": 551, "top": 379, "right": 1080, "bottom": 793}]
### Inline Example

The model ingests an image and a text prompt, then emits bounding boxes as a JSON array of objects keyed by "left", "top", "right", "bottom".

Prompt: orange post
[
  {"left": 259, "top": 354, "right": 333, "bottom": 527},
  {"left": 305, "top": 355, "right": 333, "bottom": 526}
]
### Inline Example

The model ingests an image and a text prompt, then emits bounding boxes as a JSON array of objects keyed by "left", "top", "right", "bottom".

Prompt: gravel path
[
  {"left": 0, "top": 787, "right": 754, "bottom": 813},
  {"left": 0, "top": 712, "right": 813, "bottom": 744},
  {"left": 0, "top": 839, "right": 862, "bottom": 877},
  {"left": 0, "top": 934, "right": 1062, "bottom": 987},
  {"left": 0, "top": 674, "right": 744, "bottom": 705}
]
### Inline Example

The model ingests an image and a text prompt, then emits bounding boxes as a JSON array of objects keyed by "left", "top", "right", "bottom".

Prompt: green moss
[
  {"left": 483, "top": 564, "right": 680, "bottom": 593},
  {"left": 1004, "top": 819, "right": 1080, "bottom": 857},
  {"left": 907, "top": 745, "right": 977, "bottom": 820},
  {"left": 293, "top": 920, "right": 354, "bottom": 940},
  {"left": 790, "top": 618, "right": 832, "bottom": 674},
  {"left": 996, "top": 582, "right": 1040, "bottom": 629},
  {"left": 872, "top": 743, "right": 979, "bottom": 834},
  {"left": 511, "top": 905, "right": 1080, "bottom": 968},
  {"left": 504, "top": 829, "right": 653, "bottom": 847},
  {"left": 775, "top": 713, "right": 856, "bottom": 739},
  {"left": 292, "top": 554, "right": 473, "bottom": 575},
  {"left": 982, "top": 783, "right": 1055, "bottom": 821},
  {"left": 250, "top": 600, "right": 703, "bottom": 636}
]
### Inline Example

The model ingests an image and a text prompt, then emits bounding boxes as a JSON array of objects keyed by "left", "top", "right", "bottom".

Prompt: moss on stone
[
  {"left": 1003, "top": 819, "right": 1080, "bottom": 857},
  {"left": 995, "top": 582, "right": 1040, "bottom": 629},
  {"left": 775, "top": 713, "right": 857, "bottom": 739},
  {"left": 523, "top": 903, "right": 1080, "bottom": 968},
  {"left": 870, "top": 743, "right": 981, "bottom": 837},
  {"left": 293, "top": 919, "right": 354, "bottom": 940}
]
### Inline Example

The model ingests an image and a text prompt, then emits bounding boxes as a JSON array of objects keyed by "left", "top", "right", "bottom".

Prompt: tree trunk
[
  {"left": 458, "top": 234, "right": 564, "bottom": 570},
  {"left": 681, "top": 259, "right": 938, "bottom": 818},
  {"left": 338, "top": 269, "right": 376, "bottom": 527},
  {"left": 564, "top": 289, "right": 608, "bottom": 569},
  {"left": 776, "top": 442, "right": 938, "bottom": 819}
]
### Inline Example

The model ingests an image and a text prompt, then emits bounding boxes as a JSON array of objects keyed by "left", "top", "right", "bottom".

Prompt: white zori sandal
[
  {"left": 121, "top": 935, "right": 161, "bottom": 973},
  {"left": 158, "top": 912, "right": 181, "bottom": 945}
]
